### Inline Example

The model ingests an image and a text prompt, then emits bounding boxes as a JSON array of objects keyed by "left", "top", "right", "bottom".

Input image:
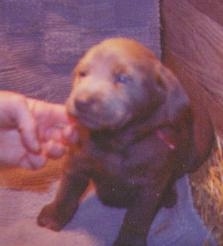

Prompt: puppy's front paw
[
  {"left": 113, "top": 234, "right": 147, "bottom": 246},
  {"left": 37, "top": 202, "right": 77, "bottom": 231}
]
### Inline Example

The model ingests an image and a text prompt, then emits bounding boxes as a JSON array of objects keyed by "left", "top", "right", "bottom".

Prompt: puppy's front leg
[
  {"left": 113, "top": 187, "right": 164, "bottom": 246},
  {"left": 37, "top": 156, "right": 89, "bottom": 231}
]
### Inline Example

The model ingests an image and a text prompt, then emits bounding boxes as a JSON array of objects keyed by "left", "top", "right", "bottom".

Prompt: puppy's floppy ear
[
  {"left": 155, "top": 63, "right": 192, "bottom": 125},
  {"left": 152, "top": 64, "right": 195, "bottom": 176}
]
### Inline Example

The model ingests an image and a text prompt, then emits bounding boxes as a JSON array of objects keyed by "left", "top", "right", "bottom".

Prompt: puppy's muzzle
[
  {"left": 75, "top": 96, "right": 101, "bottom": 114},
  {"left": 74, "top": 98, "right": 98, "bottom": 113}
]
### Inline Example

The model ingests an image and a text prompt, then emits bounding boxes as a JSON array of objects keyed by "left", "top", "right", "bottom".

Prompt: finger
[
  {"left": 44, "top": 125, "right": 79, "bottom": 147},
  {"left": 20, "top": 154, "right": 46, "bottom": 170},
  {"left": 45, "top": 104, "right": 72, "bottom": 124},
  {"left": 35, "top": 101, "right": 70, "bottom": 124},
  {"left": 28, "top": 153, "right": 46, "bottom": 169},
  {"left": 44, "top": 128, "right": 62, "bottom": 142},
  {"left": 43, "top": 140, "right": 66, "bottom": 159},
  {"left": 62, "top": 125, "right": 79, "bottom": 144},
  {"left": 20, "top": 121, "right": 40, "bottom": 153}
]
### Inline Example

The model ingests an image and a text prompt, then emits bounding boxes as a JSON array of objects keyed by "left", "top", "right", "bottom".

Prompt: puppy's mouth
[
  {"left": 74, "top": 111, "right": 106, "bottom": 129},
  {"left": 70, "top": 107, "right": 131, "bottom": 130}
]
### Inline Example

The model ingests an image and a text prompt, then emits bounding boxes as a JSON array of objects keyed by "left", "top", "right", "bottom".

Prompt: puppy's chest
[
  {"left": 88, "top": 133, "right": 129, "bottom": 175},
  {"left": 89, "top": 129, "right": 140, "bottom": 162},
  {"left": 87, "top": 130, "right": 171, "bottom": 183}
]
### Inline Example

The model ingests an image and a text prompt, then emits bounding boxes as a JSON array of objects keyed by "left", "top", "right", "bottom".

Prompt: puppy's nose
[{"left": 75, "top": 97, "right": 100, "bottom": 112}]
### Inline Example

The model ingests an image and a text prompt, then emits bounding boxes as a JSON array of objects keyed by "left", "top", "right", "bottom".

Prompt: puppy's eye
[
  {"left": 115, "top": 73, "right": 132, "bottom": 84},
  {"left": 78, "top": 70, "right": 88, "bottom": 77}
]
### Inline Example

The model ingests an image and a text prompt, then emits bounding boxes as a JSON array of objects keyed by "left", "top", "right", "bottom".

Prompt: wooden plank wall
[
  {"left": 161, "top": 1, "right": 223, "bottom": 242},
  {"left": 161, "top": 0, "right": 223, "bottom": 137}
]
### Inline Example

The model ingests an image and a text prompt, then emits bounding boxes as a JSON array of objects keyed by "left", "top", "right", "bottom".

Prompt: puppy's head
[{"left": 67, "top": 38, "right": 189, "bottom": 130}]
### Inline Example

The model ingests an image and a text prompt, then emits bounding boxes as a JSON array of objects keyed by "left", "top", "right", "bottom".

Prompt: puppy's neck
[{"left": 90, "top": 117, "right": 153, "bottom": 153}]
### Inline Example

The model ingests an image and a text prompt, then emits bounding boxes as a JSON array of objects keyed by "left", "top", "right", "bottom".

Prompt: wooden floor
[{"left": 0, "top": 158, "right": 64, "bottom": 192}]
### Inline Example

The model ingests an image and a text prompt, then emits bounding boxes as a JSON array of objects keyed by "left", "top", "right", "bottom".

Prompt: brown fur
[{"left": 37, "top": 38, "right": 215, "bottom": 246}]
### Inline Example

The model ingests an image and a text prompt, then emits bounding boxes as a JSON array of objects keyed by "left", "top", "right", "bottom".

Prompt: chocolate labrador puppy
[{"left": 37, "top": 38, "right": 214, "bottom": 246}]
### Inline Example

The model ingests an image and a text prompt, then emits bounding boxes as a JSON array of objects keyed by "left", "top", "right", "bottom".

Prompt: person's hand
[
  {"left": 0, "top": 91, "right": 78, "bottom": 169},
  {"left": 0, "top": 128, "right": 45, "bottom": 169},
  {"left": 28, "top": 98, "right": 78, "bottom": 162},
  {"left": 0, "top": 92, "right": 40, "bottom": 152},
  {"left": 0, "top": 92, "right": 42, "bottom": 168}
]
